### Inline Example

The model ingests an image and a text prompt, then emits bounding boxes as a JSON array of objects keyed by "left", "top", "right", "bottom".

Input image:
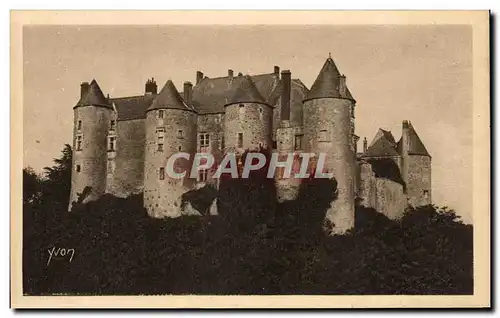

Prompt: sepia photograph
[{"left": 11, "top": 11, "right": 490, "bottom": 308}]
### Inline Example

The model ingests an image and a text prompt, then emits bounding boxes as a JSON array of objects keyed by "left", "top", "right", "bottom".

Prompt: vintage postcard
[{"left": 11, "top": 11, "right": 490, "bottom": 308}]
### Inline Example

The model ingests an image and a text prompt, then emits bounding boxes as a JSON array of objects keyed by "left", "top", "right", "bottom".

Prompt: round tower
[
  {"left": 303, "top": 57, "right": 356, "bottom": 235},
  {"left": 144, "top": 80, "right": 198, "bottom": 218},
  {"left": 69, "top": 79, "right": 113, "bottom": 210},
  {"left": 223, "top": 75, "right": 273, "bottom": 153}
]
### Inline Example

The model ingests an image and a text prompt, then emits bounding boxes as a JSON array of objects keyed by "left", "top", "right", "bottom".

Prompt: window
[
  {"left": 294, "top": 135, "right": 303, "bottom": 150},
  {"left": 221, "top": 136, "right": 225, "bottom": 150},
  {"left": 178, "top": 146, "right": 182, "bottom": 151},
  {"left": 157, "top": 135, "right": 164, "bottom": 152},
  {"left": 199, "top": 133, "right": 210, "bottom": 152},
  {"left": 76, "top": 164, "right": 81, "bottom": 173},
  {"left": 177, "top": 130, "right": 183, "bottom": 138},
  {"left": 77, "top": 120, "right": 82, "bottom": 131},
  {"left": 237, "top": 133, "right": 243, "bottom": 148},
  {"left": 198, "top": 169, "right": 208, "bottom": 182},
  {"left": 319, "top": 129, "right": 329, "bottom": 142},
  {"left": 159, "top": 167, "right": 165, "bottom": 180},
  {"left": 258, "top": 107, "right": 263, "bottom": 120},
  {"left": 110, "top": 120, "right": 116, "bottom": 131},
  {"left": 272, "top": 140, "right": 277, "bottom": 149},
  {"left": 108, "top": 137, "right": 115, "bottom": 152},
  {"left": 158, "top": 110, "right": 164, "bottom": 119},
  {"left": 76, "top": 135, "right": 82, "bottom": 151},
  {"left": 423, "top": 190, "right": 430, "bottom": 199},
  {"left": 239, "top": 104, "right": 245, "bottom": 120}
]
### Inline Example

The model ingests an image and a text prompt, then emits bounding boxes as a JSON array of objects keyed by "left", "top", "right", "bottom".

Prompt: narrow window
[
  {"left": 239, "top": 104, "right": 245, "bottom": 120},
  {"left": 177, "top": 130, "right": 183, "bottom": 138},
  {"left": 237, "top": 133, "right": 243, "bottom": 148},
  {"left": 76, "top": 164, "right": 81, "bottom": 173},
  {"left": 178, "top": 146, "right": 182, "bottom": 151},
  {"left": 272, "top": 140, "right": 277, "bottom": 149},
  {"left": 158, "top": 110, "right": 164, "bottom": 119},
  {"left": 159, "top": 167, "right": 165, "bottom": 180},
  {"left": 198, "top": 169, "right": 208, "bottom": 182},
  {"left": 107, "top": 160, "right": 115, "bottom": 174},
  {"left": 221, "top": 136, "right": 225, "bottom": 150},
  {"left": 294, "top": 135, "right": 303, "bottom": 150},
  {"left": 77, "top": 120, "right": 82, "bottom": 131},
  {"left": 423, "top": 190, "right": 429, "bottom": 199},
  {"left": 108, "top": 137, "right": 115, "bottom": 152},
  {"left": 258, "top": 107, "right": 263, "bottom": 120},
  {"left": 110, "top": 120, "right": 116, "bottom": 131},
  {"left": 157, "top": 135, "right": 164, "bottom": 152},
  {"left": 76, "top": 135, "right": 83, "bottom": 151}
]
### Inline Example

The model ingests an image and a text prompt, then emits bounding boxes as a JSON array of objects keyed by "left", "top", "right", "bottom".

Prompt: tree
[
  {"left": 41, "top": 144, "right": 72, "bottom": 208},
  {"left": 23, "top": 167, "right": 43, "bottom": 204}
]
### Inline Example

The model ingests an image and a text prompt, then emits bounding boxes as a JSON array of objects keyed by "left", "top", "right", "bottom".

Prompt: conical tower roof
[
  {"left": 148, "top": 80, "right": 194, "bottom": 112},
  {"left": 364, "top": 129, "right": 399, "bottom": 157},
  {"left": 75, "top": 79, "right": 112, "bottom": 108},
  {"left": 305, "top": 57, "right": 354, "bottom": 102},
  {"left": 396, "top": 122, "right": 431, "bottom": 157},
  {"left": 226, "top": 75, "right": 268, "bottom": 106}
]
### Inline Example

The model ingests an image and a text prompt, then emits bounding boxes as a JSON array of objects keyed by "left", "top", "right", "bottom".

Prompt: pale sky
[{"left": 23, "top": 25, "right": 473, "bottom": 223}]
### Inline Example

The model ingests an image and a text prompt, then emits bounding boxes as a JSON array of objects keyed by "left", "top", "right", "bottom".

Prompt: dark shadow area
[{"left": 22, "top": 145, "right": 473, "bottom": 295}]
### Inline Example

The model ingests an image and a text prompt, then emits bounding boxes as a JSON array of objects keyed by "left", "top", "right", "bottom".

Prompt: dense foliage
[{"left": 22, "top": 145, "right": 473, "bottom": 295}]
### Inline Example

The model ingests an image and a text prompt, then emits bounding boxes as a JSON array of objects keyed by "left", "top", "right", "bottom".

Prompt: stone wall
[
  {"left": 358, "top": 160, "right": 407, "bottom": 220},
  {"left": 303, "top": 97, "right": 355, "bottom": 234},
  {"left": 224, "top": 102, "right": 273, "bottom": 152},
  {"left": 197, "top": 113, "right": 225, "bottom": 184},
  {"left": 406, "top": 155, "right": 432, "bottom": 207},
  {"left": 143, "top": 108, "right": 198, "bottom": 218},
  {"left": 106, "top": 118, "right": 145, "bottom": 197},
  {"left": 69, "top": 106, "right": 112, "bottom": 210}
]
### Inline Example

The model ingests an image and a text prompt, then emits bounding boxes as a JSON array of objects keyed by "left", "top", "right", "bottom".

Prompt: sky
[{"left": 23, "top": 25, "right": 473, "bottom": 223}]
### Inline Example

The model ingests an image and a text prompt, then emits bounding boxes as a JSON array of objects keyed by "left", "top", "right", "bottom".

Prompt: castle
[{"left": 69, "top": 56, "right": 432, "bottom": 234}]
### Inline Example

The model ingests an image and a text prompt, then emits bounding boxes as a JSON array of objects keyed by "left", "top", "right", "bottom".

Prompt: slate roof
[
  {"left": 148, "top": 80, "right": 195, "bottom": 113},
  {"left": 364, "top": 129, "right": 399, "bottom": 158},
  {"left": 191, "top": 73, "right": 280, "bottom": 114},
  {"left": 75, "top": 79, "right": 112, "bottom": 109},
  {"left": 110, "top": 95, "right": 156, "bottom": 121},
  {"left": 226, "top": 75, "right": 269, "bottom": 106},
  {"left": 396, "top": 122, "right": 431, "bottom": 157},
  {"left": 305, "top": 57, "right": 355, "bottom": 102}
]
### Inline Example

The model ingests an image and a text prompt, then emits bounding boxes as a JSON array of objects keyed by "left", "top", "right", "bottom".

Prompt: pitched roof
[
  {"left": 75, "top": 79, "right": 112, "bottom": 109},
  {"left": 110, "top": 94, "right": 156, "bottom": 121},
  {"left": 191, "top": 73, "right": 279, "bottom": 114},
  {"left": 226, "top": 75, "right": 268, "bottom": 106},
  {"left": 148, "top": 80, "right": 194, "bottom": 112},
  {"left": 364, "top": 129, "right": 400, "bottom": 158},
  {"left": 396, "top": 122, "right": 431, "bottom": 157},
  {"left": 305, "top": 57, "right": 354, "bottom": 102}
]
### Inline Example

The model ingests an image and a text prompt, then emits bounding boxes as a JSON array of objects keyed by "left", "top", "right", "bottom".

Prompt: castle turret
[
  {"left": 223, "top": 75, "right": 273, "bottom": 153},
  {"left": 303, "top": 57, "right": 356, "bottom": 235},
  {"left": 397, "top": 120, "right": 432, "bottom": 207},
  {"left": 69, "top": 79, "right": 114, "bottom": 210},
  {"left": 144, "top": 80, "right": 198, "bottom": 218}
]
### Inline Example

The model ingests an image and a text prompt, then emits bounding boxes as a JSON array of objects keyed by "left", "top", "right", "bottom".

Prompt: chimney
[
  {"left": 183, "top": 81, "right": 193, "bottom": 104},
  {"left": 237, "top": 72, "right": 243, "bottom": 77},
  {"left": 228, "top": 69, "right": 234, "bottom": 79},
  {"left": 145, "top": 77, "right": 157, "bottom": 95},
  {"left": 339, "top": 75, "right": 346, "bottom": 96},
  {"left": 196, "top": 71, "right": 204, "bottom": 85},
  {"left": 80, "top": 82, "right": 90, "bottom": 98},
  {"left": 363, "top": 137, "right": 368, "bottom": 153},
  {"left": 280, "top": 70, "right": 291, "bottom": 121},
  {"left": 274, "top": 65, "right": 280, "bottom": 77}
]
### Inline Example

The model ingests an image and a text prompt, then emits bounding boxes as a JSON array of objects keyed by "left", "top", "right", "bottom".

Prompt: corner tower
[
  {"left": 144, "top": 80, "right": 198, "bottom": 218},
  {"left": 397, "top": 120, "right": 432, "bottom": 207},
  {"left": 223, "top": 76, "right": 273, "bottom": 153},
  {"left": 303, "top": 57, "right": 356, "bottom": 235},
  {"left": 69, "top": 79, "right": 114, "bottom": 210}
]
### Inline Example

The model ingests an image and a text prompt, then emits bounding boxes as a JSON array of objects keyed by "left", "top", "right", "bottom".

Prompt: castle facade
[{"left": 69, "top": 56, "right": 432, "bottom": 234}]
